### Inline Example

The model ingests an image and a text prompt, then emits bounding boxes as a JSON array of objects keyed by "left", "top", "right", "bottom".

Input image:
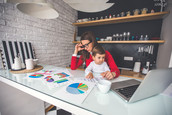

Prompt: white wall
[
  {"left": 0, "top": 0, "right": 77, "bottom": 69},
  {"left": 156, "top": 0, "right": 172, "bottom": 69},
  {"left": 0, "top": 81, "right": 45, "bottom": 115}
]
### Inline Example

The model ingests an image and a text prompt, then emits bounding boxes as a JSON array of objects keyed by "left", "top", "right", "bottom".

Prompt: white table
[{"left": 0, "top": 65, "right": 172, "bottom": 115}]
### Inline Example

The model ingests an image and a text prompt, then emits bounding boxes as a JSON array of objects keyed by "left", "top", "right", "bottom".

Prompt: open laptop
[{"left": 111, "top": 68, "right": 172, "bottom": 103}]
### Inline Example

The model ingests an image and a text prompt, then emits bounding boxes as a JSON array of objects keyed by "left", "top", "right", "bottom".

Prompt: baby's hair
[{"left": 92, "top": 45, "right": 105, "bottom": 57}]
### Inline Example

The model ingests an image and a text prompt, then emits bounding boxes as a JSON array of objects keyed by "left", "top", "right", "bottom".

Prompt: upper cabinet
[{"left": 73, "top": 11, "right": 169, "bottom": 27}]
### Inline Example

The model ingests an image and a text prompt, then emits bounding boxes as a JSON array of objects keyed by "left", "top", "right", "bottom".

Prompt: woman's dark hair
[
  {"left": 92, "top": 45, "right": 105, "bottom": 57},
  {"left": 80, "top": 31, "right": 98, "bottom": 61}
]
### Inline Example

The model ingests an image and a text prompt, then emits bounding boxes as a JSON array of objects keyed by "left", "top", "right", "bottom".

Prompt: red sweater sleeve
[
  {"left": 105, "top": 51, "right": 120, "bottom": 78},
  {"left": 71, "top": 55, "right": 84, "bottom": 70}
]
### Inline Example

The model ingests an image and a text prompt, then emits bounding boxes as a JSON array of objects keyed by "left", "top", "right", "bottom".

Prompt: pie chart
[
  {"left": 44, "top": 76, "right": 54, "bottom": 82},
  {"left": 29, "top": 74, "right": 44, "bottom": 78},
  {"left": 66, "top": 83, "right": 88, "bottom": 95}
]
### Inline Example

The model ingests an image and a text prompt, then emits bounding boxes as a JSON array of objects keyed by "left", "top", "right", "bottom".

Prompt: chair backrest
[{"left": 1, "top": 40, "right": 35, "bottom": 69}]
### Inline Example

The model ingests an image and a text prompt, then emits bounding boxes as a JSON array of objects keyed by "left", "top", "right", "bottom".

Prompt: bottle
[
  {"left": 146, "top": 61, "right": 150, "bottom": 68},
  {"left": 142, "top": 61, "right": 150, "bottom": 74},
  {"left": 140, "top": 35, "right": 144, "bottom": 40},
  {"left": 123, "top": 32, "right": 126, "bottom": 40},
  {"left": 144, "top": 35, "right": 149, "bottom": 40},
  {"left": 112, "top": 34, "right": 116, "bottom": 41},
  {"left": 116, "top": 34, "right": 119, "bottom": 40},
  {"left": 127, "top": 32, "right": 130, "bottom": 40},
  {"left": 109, "top": 14, "right": 112, "bottom": 18}
]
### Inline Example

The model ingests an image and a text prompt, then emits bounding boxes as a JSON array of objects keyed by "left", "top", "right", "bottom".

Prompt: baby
[{"left": 85, "top": 45, "right": 110, "bottom": 79}]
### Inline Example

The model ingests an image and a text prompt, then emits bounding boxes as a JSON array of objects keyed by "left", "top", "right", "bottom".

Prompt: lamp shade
[
  {"left": 6, "top": 0, "right": 59, "bottom": 19},
  {"left": 16, "top": 3, "right": 59, "bottom": 19},
  {"left": 63, "top": 0, "right": 109, "bottom": 4},
  {"left": 63, "top": 0, "right": 114, "bottom": 13},
  {"left": 68, "top": 2, "right": 114, "bottom": 13},
  {"left": 7, "top": 0, "right": 46, "bottom": 3}
]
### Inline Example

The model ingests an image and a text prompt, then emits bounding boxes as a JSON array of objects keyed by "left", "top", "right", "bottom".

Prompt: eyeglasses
[{"left": 81, "top": 41, "right": 92, "bottom": 48}]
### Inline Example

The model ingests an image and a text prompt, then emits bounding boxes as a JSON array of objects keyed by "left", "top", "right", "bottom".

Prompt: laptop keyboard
[{"left": 116, "top": 85, "right": 139, "bottom": 98}]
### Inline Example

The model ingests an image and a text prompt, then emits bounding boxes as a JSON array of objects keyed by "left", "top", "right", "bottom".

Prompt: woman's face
[{"left": 81, "top": 40, "right": 93, "bottom": 52}]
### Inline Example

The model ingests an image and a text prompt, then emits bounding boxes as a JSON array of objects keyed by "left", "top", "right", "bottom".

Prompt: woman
[{"left": 71, "top": 31, "right": 120, "bottom": 79}]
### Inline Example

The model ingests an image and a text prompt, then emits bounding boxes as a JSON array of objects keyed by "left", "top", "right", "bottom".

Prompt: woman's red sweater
[{"left": 71, "top": 50, "right": 120, "bottom": 78}]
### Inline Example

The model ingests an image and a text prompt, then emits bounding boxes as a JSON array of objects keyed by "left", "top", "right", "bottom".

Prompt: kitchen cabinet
[{"left": 72, "top": 11, "right": 169, "bottom": 44}]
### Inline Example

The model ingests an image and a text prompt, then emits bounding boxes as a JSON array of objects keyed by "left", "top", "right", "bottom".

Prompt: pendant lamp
[
  {"left": 63, "top": 0, "right": 114, "bottom": 13},
  {"left": 6, "top": 0, "right": 59, "bottom": 19}
]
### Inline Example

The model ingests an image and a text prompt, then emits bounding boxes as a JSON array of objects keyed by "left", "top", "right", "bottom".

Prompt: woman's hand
[
  {"left": 86, "top": 72, "right": 94, "bottom": 79},
  {"left": 74, "top": 43, "right": 84, "bottom": 54},
  {"left": 101, "top": 71, "right": 116, "bottom": 80}
]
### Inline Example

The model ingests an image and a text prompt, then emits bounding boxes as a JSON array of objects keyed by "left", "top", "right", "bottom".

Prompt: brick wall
[{"left": 0, "top": 0, "right": 77, "bottom": 69}]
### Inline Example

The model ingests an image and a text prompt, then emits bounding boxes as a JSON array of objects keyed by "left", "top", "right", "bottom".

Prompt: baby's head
[{"left": 92, "top": 45, "right": 106, "bottom": 65}]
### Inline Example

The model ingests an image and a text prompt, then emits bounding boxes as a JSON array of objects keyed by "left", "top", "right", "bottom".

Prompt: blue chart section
[
  {"left": 61, "top": 72, "right": 70, "bottom": 77},
  {"left": 66, "top": 83, "right": 85, "bottom": 95}
]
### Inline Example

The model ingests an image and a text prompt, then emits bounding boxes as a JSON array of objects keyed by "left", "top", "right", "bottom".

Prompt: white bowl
[{"left": 97, "top": 80, "right": 112, "bottom": 94}]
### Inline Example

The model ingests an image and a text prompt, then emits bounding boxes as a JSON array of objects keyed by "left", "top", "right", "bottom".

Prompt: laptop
[{"left": 111, "top": 68, "right": 172, "bottom": 103}]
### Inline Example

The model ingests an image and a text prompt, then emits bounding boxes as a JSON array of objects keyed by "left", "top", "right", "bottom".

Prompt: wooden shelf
[
  {"left": 72, "top": 40, "right": 165, "bottom": 44},
  {"left": 120, "top": 70, "right": 145, "bottom": 80},
  {"left": 73, "top": 11, "right": 169, "bottom": 27}
]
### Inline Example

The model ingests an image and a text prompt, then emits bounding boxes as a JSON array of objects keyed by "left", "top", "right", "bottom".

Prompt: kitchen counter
[{"left": 66, "top": 67, "right": 145, "bottom": 80}]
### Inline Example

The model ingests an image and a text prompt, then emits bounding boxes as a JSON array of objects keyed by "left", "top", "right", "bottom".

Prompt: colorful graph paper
[{"left": 66, "top": 83, "right": 88, "bottom": 94}]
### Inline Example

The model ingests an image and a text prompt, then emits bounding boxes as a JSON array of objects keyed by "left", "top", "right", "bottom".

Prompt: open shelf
[
  {"left": 73, "top": 11, "right": 169, "bottom": 27},
  {"left": 72, "top": 40, "right": 165, "bottom": 44}
]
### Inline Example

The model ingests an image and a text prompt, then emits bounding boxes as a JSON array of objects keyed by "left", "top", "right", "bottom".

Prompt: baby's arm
[
  {"left": 104, "top": 62, "right": 110, "bottom": 72},
  {"left": 85, "top": 62, "right": 94, "bottom": 79},
  {"left": 101, "top": 62, "right": 110, "bottom": 77},
  {"left": 101, "top": 62, "right": 116, "bottom": 79}
]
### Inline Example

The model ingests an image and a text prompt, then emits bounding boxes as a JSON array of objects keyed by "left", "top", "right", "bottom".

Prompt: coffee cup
[
  {"left": 97, "top": 80, "right": 112, "bottom": 94},
  {"left": 33, "top": 59, "right": 38, "bottom": 66},
  {"left": 25, "top": 59, "right": 34, "bottom": 70}
]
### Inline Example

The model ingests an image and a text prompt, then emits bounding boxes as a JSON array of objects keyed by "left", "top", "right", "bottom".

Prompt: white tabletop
[{"left": 0, "top": 65, "right": 172, "bottom": 115}]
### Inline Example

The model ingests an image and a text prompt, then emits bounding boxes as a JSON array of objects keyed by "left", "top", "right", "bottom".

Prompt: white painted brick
[
  {"left": 0, "top": 0, "right": 77, "bottom": 69},
  {"left": 0, "top": 25, "right": 16, "bottom": 33},
  {"left": 0, "top": 19, "right": 5, "bottom": 25},
  {"left": 2, "top": 13, "right": 17, "bottom": 21},
  {"left": 0, "top": 31, "right": 6, "bottom": 38},
  {"left": 0, "top": 0, "right": 4, "bottom": 3}
]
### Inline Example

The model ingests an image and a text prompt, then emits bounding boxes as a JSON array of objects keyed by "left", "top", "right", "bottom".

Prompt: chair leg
[{"left": 45, "top": 105, "right": 55, "bottom": 114}]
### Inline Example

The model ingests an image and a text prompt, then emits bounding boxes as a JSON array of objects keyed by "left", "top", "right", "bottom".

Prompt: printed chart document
[
  {"left": 76, "top": 77, "right": 105, "bottom": 83},
  {"left": 26, "top": 68, "right": 73, "bottom": 88},
  {"left": 52, "top": 79, "right": 96, "bottom": 104}
]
